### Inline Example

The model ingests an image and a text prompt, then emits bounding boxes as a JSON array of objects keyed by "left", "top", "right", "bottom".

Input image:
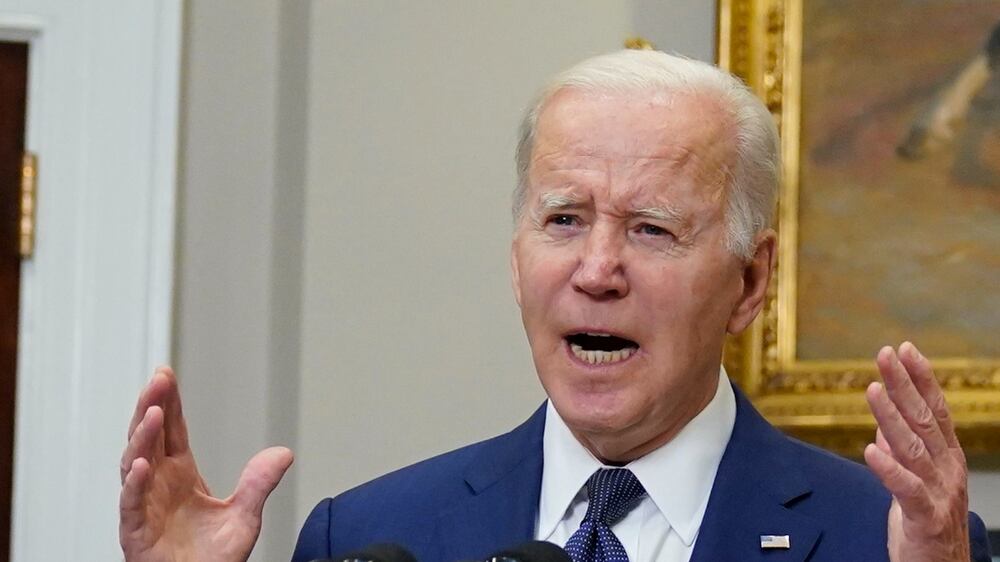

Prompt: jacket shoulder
[
  {"left": 291, "top": 404, "right": 546, "bottom": 562},
  {"left": 785, "top": 436, "right": 891, "bottom": 512}
]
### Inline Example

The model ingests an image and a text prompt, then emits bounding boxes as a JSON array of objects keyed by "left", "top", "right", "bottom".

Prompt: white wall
[{"left": 176, "top": 4, "right": 999, "bottom": 562}]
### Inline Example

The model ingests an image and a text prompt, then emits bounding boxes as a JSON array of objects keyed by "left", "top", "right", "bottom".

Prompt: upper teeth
[
  {"left": 586, "top": 332, "right": 612, "bottom": 337},
  {"left": 570, "top": 344, "right": 635, "bottom": 365}
]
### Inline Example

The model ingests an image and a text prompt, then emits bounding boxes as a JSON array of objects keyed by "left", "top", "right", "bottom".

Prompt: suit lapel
[
  {"left": 435, "top": 404, "right": 547, "bottom": 562},
  {"left": 690, "top": 386, "right": 822, "bottom": 562}
]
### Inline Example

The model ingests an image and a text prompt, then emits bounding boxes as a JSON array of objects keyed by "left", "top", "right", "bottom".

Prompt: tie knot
[{"left": 583, "top": 468, "right": 646, "bottom": 525}]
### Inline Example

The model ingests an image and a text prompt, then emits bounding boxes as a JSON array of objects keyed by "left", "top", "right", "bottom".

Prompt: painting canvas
[
  {"left": 797, "top": 0, "right": 1000, "bottom": 361},
  {"left": 718, "top": 0, "right": 1000, "bottom": 455}
]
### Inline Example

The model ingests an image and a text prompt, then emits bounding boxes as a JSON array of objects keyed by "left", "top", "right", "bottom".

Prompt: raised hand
[
  {"left": 864, "top": 343, "right": 969, "bottom": 562},
  {"left": 119, "top": 367, "right": 294, "bottom": 562}
]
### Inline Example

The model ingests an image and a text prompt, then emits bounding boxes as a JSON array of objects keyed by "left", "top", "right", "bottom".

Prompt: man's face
[{"left": 511, "top": 89, "right": 765, "bottom": 461}]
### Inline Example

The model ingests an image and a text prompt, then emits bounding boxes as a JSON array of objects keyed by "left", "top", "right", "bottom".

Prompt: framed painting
[{"left": 717, "top": 0, "right": 1000, "bottom": 455}]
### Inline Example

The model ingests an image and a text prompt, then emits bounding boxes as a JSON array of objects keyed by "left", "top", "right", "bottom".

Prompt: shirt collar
[{"left": 537, "top": 367, "right": 736, "bottom": 546}]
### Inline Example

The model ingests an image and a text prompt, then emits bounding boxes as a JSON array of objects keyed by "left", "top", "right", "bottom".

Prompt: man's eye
[
  {"left": 639, "top": 223, "right": 668, "bottom": 236},
  {"left": 547, "top": 214, "right": 578, "bottom": 227}
]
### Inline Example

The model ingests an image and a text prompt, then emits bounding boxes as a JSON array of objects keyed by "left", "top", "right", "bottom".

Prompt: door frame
[{"left": 0, "top": 2, "right": 180, "bottom": 559}]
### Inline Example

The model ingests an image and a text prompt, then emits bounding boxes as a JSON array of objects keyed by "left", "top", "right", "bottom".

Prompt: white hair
[{"left": 513, "top": 49, "right": 780, "bottom": 261}]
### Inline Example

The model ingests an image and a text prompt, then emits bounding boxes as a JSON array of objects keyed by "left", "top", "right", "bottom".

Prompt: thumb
[{"left": 232, "top": 446, "right": 294, "bottom": 518}]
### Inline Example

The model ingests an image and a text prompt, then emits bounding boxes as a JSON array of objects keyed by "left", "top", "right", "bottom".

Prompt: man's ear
[
  {"left": 510, "top": 238, "right": 523, "bottom": 308},
  {"left": 727, "top": 229, "right": 776, "bottom": 335}
]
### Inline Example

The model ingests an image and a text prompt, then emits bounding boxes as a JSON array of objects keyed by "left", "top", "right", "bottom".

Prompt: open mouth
[{"left": 565, "top": 332, "right": 639, "bottom": 365}]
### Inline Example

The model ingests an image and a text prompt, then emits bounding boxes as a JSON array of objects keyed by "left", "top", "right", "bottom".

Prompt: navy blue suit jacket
[{"left": 291, "top": 385, "right": 991, "bottom": 562}]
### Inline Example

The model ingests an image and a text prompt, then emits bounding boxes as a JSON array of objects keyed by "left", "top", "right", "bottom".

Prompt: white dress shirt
[{"left": 535, "top": 368, "right": 736, "bottom": 562}]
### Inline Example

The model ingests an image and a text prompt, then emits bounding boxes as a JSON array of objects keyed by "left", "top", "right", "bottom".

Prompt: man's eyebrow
[
  {"left": 530, "top": 194, "right": 688, "bottom": 225},
  {"left": 538, "top": 192, "right": 584, "bottom": 210},
  {"left": 633, "top": 205, "right": 686, "bottom": 223}
]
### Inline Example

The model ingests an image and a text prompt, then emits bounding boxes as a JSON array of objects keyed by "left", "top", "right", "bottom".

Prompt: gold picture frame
[{"left": 717, "top": 0, "right": 1000, "bottom": 456}]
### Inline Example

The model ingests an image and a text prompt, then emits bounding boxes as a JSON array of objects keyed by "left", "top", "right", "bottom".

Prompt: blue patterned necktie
[{"left": 563, "top": 468, "right": 647, "bottom": 562}]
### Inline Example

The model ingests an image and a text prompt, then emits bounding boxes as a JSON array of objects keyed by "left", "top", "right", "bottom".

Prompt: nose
[{"left": 570, "top": 225, "right": 629, "bottom": 299}]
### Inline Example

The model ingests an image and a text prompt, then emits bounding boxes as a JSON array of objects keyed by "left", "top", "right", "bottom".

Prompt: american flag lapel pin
[{"left": 760, "top": 535, "right": 790, "bottom": 549}]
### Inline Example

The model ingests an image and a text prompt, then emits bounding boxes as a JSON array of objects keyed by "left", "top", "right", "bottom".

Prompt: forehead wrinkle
[
  {"left": 531, "top": 145, "right": 606, "bottom": 172},
  {"left": 528, "top": 153, "right": 608, "bottom": 197},
  {"left": 621, "top": 147, "right": 731, "bottom": 213}
]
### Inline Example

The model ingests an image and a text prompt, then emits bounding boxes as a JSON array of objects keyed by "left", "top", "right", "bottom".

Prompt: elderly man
[{"left": 119, "top": 50, "right": 990, "bottom": 562}]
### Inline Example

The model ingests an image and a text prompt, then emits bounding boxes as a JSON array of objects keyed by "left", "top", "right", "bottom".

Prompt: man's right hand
[{"left": 119, "top": 367, "right": 294, "bottom": 562}]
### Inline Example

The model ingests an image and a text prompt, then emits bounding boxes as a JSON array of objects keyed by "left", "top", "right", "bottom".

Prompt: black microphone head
[
  {"left": 332, "top": 542, "right": 418, "bottom": 562},
  {"left": 487, "top": 540, "right": 572, "bottom": 562}
]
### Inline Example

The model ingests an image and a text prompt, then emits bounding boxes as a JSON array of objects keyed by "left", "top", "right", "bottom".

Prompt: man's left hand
[{"left": 864, "top": 342, "right": 970, "bottom": 562}]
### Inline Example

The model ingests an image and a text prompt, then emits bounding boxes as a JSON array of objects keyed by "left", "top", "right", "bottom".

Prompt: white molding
[
  {"left": 3, "top": 12, "right": 51, "bottom": 562},
  {"left": 0, "top": 12, "right": 44, "bottom": 42},
  {"left": 1, "top": 1, "right": 181, "bottom": 559}
]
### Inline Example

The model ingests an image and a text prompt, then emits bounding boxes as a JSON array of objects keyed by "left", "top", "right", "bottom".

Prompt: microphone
[
  {"left": 484, "top": 541, "right": 572, "bottom": 562},
  {"left": 314, "top": 542, "right": 419, "bottom": 562}
]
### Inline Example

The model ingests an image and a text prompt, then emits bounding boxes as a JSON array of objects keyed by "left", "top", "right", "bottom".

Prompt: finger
[
  {"left": 128, "top": 366, "right": 173, "bottom": 439},
  {"left": 120, "top": 406, "right": 165, "bottom": 484},
  {"left": 864, "top": 443, "right": 934, "bottom": 519},
  {"left": 232, "top": 447, "right": 294, "bottom": 518},
  {"left": 876, "top": 346, "right": 949, "bottom": 458},
  {"left": 875, "top": 426, "right": 892, "bottom": 457},
  {"left": 899, "top": 341, "right": 960, "bottom": 450},
  {"left": 119, "top": 457, "right": 152, "bottom": 537},
  {"left": 155, "top": 367, "right": 191, "bottom": 456},
  {"left": 866, "top": 381, "right": 941, "bottom": 485}
]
